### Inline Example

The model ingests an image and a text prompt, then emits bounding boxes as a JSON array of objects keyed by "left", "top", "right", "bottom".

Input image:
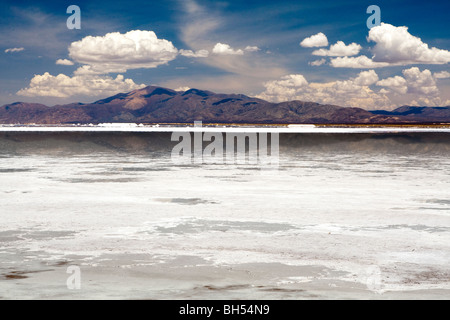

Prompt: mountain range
[{"left": 1, "top": 86, "right": 450, "bottom": 124}]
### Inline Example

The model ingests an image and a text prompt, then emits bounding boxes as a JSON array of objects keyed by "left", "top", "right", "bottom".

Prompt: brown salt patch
[{"left": 1, "top": 269, "right": 54, "bottom": 280}]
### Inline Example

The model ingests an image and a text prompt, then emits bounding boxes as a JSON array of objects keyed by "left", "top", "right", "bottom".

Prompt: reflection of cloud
[
  {"left": 17, "top": 72, "right": 144, "bottom": 98},
  {"left": 68, "top": 30, "right": 178, "bottom": 73}
]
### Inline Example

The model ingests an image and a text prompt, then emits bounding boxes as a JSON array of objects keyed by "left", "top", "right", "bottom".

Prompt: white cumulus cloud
[
  {"left": 244, "top": 46, "right": 260, "bottom": 52},
  {"left": 327, "top": 23, "right": 450, "bottom": 69},
  {"left": 377, "top": 67, "right": 449, "bottom": 106},
  {"left": 257, "top": 70, "right": 390, "bottom": 109},
  {"left": 312, "top": 41, "right": 362, "bottom": 57},
  {"left": 402, "top": 67, "right": 438, "bottom": 96},
  {"left": 257, "top": 68, "right": 449, "bottom": 109},
  {"left": 330, "top": 55, "right": 390, "bottom": 68},
  {"left": 212, "top": 43, "right": 244, "bottom": 55},
  {"left": 68, "top": 30, "right": 178, "bottom": 73},
  {"left": 434, "top": 71, "right": 450, "bottom": 79},
  {"left": 17, "top": 72, "right": 145, "bottom": 98},
  {"left": 174, "top": 86, "right": 191, "bottom": 92},
  {"left": 300, "top": 32, "right": 328, "bottom": 48},
  {"left": 368, "top": 23, "right": 450, "bottom": 65},
  {"left": 55, "top": 59, "right": 74, "bottom": 66},
  {"left": 179, "top": 49, "right": 209, "bottom": 58},
  {"left": 271, "top": 74, "right": 309, "bottom": 88},
  {"left": 376, "top": 76, "right": 408, "bottom": 94},
  {"left": 353, "top": 70, "right": 379, "bottom": 86},
  {"left": 309, "top": 59, "right": 326, "bottom": 66}
]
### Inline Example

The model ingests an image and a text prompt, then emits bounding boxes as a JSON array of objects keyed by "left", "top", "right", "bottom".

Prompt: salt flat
[{"left": 0, "top": 132, "right": 449, "bottom": 299}]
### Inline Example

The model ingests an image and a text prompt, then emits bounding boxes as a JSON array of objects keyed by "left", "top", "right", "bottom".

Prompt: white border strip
[{"left": 1, "top": 125, "right": 450, "bottom": 133}]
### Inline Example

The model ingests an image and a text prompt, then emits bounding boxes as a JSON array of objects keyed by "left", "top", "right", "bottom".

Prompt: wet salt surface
[{"left": 0, "top": 133, "right": 450, "bottom": 299}]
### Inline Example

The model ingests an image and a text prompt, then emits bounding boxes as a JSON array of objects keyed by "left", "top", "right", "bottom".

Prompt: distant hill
[
  {"left": 371, "top": 106, "right": 450, "bottom": 122},
  {"left": 1, "top": 86, "right": 449, "bottom": 124}
]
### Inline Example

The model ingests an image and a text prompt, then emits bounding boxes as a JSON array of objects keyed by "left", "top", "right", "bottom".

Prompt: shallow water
[{"left": 0, "top": 132, "right": 449, "bottom": 299}]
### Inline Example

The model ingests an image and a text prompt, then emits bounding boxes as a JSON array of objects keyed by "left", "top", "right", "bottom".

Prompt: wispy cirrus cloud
[
  {"left": 0, "top": 6, "right": 121, "bottom": 57},
  {"left": 175, "top": 0, "right": 288, "bottom": 92},
  {"left": 4, "top": 47, "right": 24, "bottom": 53}
]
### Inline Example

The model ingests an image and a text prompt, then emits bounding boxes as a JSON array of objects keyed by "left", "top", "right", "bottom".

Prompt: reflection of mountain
[{"left": 1, "top": 86, "right": 450, "bottom": 124}]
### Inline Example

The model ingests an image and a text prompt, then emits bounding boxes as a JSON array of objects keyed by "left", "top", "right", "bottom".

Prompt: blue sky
[{"left": 1, "top": 0, "right": 449, "bottom": 109}]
